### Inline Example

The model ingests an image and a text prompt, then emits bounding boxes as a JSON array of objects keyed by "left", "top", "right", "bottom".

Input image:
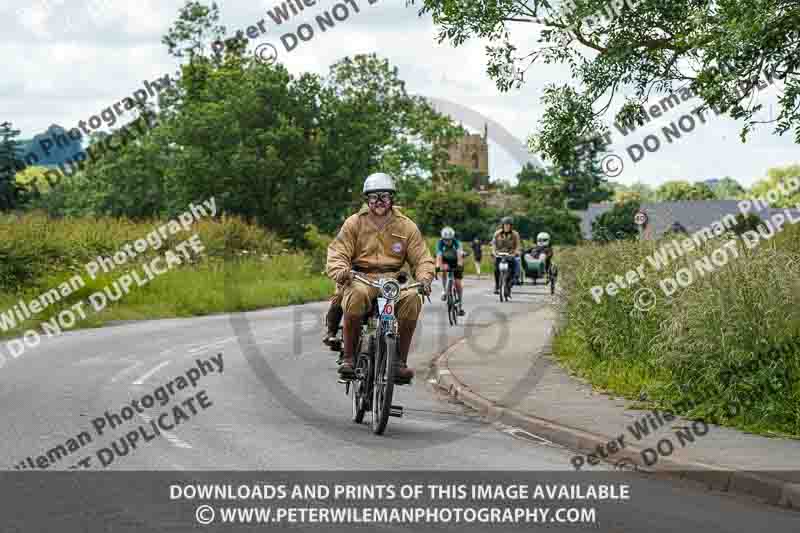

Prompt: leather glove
[
  {"left": 421, "top": 279, "right": 433, "bottom": 296},
  {"left": 335, "top": 270, "right": 353, "bottom": 286}
]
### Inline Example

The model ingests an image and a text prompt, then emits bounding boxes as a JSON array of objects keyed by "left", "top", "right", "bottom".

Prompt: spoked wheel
[
  {"left": 500, "top": 272, "right": 512, "bottom": 302},
  {"left": 372, "top": 335, "right": 396, "bottom": 435},
  {"left": 351, "top": 349, "right": 372, "bottom": 423},
  {"left": 447, "top": 285, "right": 458, "bottom": 326}
]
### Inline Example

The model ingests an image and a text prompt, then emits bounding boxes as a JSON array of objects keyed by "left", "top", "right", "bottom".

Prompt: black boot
[
  {"left": 323, "top": 303, "right": 343, "bottom": 350},
  {"left": 338, "top": 313, "right": 361, "bottom": 378}
]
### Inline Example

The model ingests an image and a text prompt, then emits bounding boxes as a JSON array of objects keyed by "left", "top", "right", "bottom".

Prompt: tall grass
[
  {"left": 554, "top": 224, "right": 800, "bottom": 437},
  {"left": 0, "top": 214, "right": 332, "bottom": 339},
  {"left": 0, "top": 211, "right": 284, "bottom": 291}
]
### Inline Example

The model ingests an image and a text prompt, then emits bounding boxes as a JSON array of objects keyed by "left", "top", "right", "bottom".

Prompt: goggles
[{"left": 366, "top": 192, "right": 394, "bottom": 203}]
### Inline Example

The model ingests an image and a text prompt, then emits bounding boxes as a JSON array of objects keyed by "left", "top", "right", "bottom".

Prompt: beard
[{"left": 369, "top": 201, "right": 392, "bottom": 216}]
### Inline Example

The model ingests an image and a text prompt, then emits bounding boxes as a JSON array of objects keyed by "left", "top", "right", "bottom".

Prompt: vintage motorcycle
[{"left": 336, "top": 271, "right": 429, "bottom": 435}]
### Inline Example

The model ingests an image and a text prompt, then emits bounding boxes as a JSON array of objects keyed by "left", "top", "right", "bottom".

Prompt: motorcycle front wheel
[{"left": 372, "top": 334, "right": 396, "bottom": 435}]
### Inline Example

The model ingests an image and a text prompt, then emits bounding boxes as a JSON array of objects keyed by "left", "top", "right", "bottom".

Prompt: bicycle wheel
[
  {"left": 447, "top": 280, "right": 458, "bottom": 326},
  {"left": 351, "top": 337, "right": 373, "bottom": 423},
  {"left": 372, "top": 334, "right": 396, "bottom": 435},
  {"left": 499, "top": 271, "right": 507, "bottom": 302},
  {"left": 504, "top": 272, "right": 513, "bottom": 301}
]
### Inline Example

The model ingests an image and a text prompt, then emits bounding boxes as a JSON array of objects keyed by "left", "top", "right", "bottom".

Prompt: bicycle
[
  {"left": 341, "top": 271, "right": 429, "bottom": 435},
  {"left": 495, "top": 252, "right": 515, "bottom": 302},
  {"left": 440, "top": 264, "right": 460, "bottom": 326}
]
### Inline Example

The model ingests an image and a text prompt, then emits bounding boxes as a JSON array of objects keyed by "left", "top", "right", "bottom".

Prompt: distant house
[{"left": 579, "top": 200, "right": 800, "bottom": 240}]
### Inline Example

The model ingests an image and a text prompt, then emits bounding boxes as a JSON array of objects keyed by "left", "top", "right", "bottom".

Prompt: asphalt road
[{"left": 2, "top": 277, "right": 799, "bottom": 532}]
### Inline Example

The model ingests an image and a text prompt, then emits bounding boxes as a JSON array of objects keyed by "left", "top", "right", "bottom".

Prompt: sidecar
[{"left": 522, "top": 249, "right": 548, "bottom": 285}]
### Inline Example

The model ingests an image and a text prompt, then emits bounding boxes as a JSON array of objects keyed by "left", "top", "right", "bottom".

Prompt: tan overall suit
[{"left": 326, "top": 205, "right": 435, "bottom": 319}]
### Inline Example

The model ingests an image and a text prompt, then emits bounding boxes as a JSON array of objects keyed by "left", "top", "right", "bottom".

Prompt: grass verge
[
  {"left": 553, "top": 223, "right": 800, "bottom": 438},
  {"left": 0, "top": 214, "right": 334, "bottom": 341}
]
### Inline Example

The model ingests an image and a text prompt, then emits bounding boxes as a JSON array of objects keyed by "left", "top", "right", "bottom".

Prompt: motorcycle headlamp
[{"left": 382, "top": 280, "right": 401, "bottom": 299}]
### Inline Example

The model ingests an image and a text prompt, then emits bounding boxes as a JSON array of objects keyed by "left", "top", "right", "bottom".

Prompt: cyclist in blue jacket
[{"left": 435, "top": 226, "right": 465, "bottom": 316}]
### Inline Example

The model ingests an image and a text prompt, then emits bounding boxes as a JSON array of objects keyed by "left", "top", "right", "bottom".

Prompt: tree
[
  {"left": 613, "top": 181, "right": 656, "bottom": 203},
  {"left": 0, "top": 121, "right": 23, "bottom": 210},
  {"left": 749, "top": 164, "right": 800, "bottom": 207},
  {"left": 520, "top": 206, "right": 582, "bottom": 245},
  {"left": 57, "top": 2, "right": 461, "bottom": 240},
  {"left": 656, "top": 180, "right": 715, "bottom": 201},
  {"left": 711, "top": 177, "right": 746, "bottom": 199},
  {"left": 730, "top": 212, "right": 764, "bottom": 235},
  {"left": 520, "top": 179, "right": 566, "bottom": 209},
  {"left": 515, "top": 149, "right": 612, "bottom": 210},
  {"left": 592, "top": 200, "right": 640, "bottom": 242},
  {"left": 516, "top": 162, "right": 550, "bottom": 184},
  {"left": 559, "top": 132, "right": 613, "bottom": 209},
  {"left": 15, "top": 166, "right": 53, "bottom": 194},
  {"left": 414, "top": 189, "right": 483, "bottom": 236},
  {"left": 516, "top": 165, "right": 564, "bottom": 207},
  {"left": 692, "top": 182, "right": 716, "bottom": 200},
  {"left": 411, "top": 0, "right": 800, "bottom": 169}
]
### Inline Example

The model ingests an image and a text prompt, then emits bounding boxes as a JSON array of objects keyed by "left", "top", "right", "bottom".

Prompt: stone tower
[{"left": 446, "top": 123, "right": 489, "bottom": 189}]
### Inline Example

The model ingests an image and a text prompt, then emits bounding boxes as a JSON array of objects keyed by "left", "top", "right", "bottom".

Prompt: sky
[{"left": 2, "top": 0, "right": 797, "bottom": 189}]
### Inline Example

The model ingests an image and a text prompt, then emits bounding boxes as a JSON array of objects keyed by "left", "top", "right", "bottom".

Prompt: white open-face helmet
[
  {"left": 537, "top": 232, "right": 550, "bottom": 246},
  {"left": 363, "top": 172, "right": 396, "bottom": 194},
  {"left": 441, "top": 227, "right": 455, "bottom": 239}
]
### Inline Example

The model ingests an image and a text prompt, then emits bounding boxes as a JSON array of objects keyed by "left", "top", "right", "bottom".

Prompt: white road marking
[
  {"left": 139, "top": 413, "right": 192, "bottom": 449},
  {"left": 180, "top": 318, "right": 320, "bottom": 355},
  {"left": 74, "top": 356, "right": 106, "bottom": 366},
  {"left": 501, "top": 426, "right": 561, "bottom": 447},
  {"left": 110, "top": 360, "right": 145, "bottom": 383},
  {"left": 211, "top": 336, "right": 236, "bottom": 346},
  {"left": 133, "top": 360, "right": 170, "bottom": 385}
]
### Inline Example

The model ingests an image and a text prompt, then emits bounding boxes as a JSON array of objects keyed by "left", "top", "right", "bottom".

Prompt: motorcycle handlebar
[{"left": 349, "top": 270, "right": 429, "bottom": 297}]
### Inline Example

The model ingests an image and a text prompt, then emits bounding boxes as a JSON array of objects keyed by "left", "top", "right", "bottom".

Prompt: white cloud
[{"left": 1, "top": 0, "right": 795, "bottom": 187}]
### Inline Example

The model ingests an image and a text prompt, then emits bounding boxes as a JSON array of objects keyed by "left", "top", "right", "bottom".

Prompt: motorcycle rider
[
  {"left": 326, "top": 172, "right": 435, "bottom": 379},
  {"left": 491, "top": 216, "right": 521, "bottom": 294},
  {"left": 530, "top": 232, "right": 553, "bottom": 276},
  {"left": 435, "top": 226, "right": 465, "bottom": 316}
]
